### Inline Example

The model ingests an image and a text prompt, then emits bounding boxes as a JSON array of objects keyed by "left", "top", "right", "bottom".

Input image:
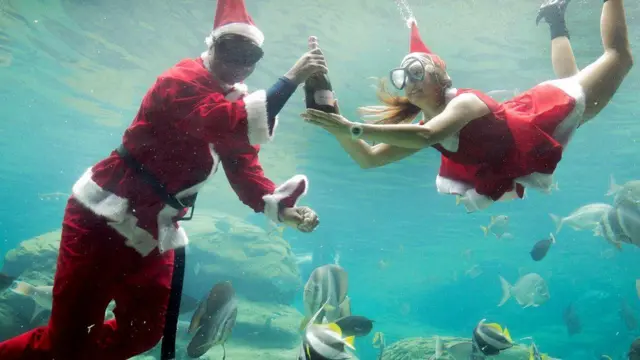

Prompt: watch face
[{"left": 352, "top": 127, "right": 362, "bottom": 135}]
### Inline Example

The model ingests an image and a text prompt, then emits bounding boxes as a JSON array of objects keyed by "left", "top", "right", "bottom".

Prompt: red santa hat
[
  {"left": 405, "top": 17, "right": 446, "bottom": 71},
  {"left": 205, "top": 0, "right": 265, "bottom": 48}
]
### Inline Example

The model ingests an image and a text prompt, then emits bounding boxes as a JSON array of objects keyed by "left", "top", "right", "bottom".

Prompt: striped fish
[
  {"left": 300, "top": 264, "right": 351, "bottom": 331},
  {"left": 298, "top": 299, "right": 356, "bottom": 360},
  {"left": 472, "top": 319, "right": 513, "bottom": 356},
  {"left": 187, "top": 281, "right": 238, "bottom": 359}
]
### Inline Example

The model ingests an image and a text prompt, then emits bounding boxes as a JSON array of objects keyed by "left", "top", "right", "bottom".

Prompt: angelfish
[
  {"left": 300, "top": 264, "right": 351, "bottom": 330},
  {"left": 187, "top": 281, "right": 238, "bottom": 359}
]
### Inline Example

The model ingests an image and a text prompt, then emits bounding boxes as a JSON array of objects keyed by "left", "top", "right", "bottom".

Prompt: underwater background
[{"left": 1, "top": 0, "right": 640, "bottom": 359}]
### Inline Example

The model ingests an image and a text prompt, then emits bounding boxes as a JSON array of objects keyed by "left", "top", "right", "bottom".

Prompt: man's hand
[
  {"left": 279, "top": 206, "right": 319, "bottom": 233},
  {"left": 284, "top": 36, "right": 328, "bottom": 85}
]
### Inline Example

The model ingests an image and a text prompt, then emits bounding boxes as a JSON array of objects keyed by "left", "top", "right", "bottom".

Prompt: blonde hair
[
  {"left": 359, "top": 54, "right": 451, "bottom": 125},
  {"left": 358, "top": 78, "right": 422, "bottom": 125}
]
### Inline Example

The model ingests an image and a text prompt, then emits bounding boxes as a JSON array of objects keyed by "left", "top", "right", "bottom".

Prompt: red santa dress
[{"left": 434, "top": 77, "right": 586, "bottom": 212}]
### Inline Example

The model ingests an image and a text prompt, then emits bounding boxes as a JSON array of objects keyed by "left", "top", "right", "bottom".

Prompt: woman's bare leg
[
  {"left": 537, "top": 0, "right": 579, "bottom": 78},
  {"left": 575, "top": 0, "right": 633, "bottom": 124}
]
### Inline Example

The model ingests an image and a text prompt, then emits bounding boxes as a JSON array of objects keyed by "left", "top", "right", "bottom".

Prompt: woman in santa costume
[
  {"left": 0, "top": 0, "right": 327, "bottom": 359},
  {"left": 302, "top": 0, "right": 633, "bottom": 213}
]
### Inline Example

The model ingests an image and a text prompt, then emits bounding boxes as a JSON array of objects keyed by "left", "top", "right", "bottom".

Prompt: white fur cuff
[
  {"left": 263, "top": 175, "right": 309, "bottom": 223},
  {"left": 244, "top": 90, "right": 277, "bottom": 145}
]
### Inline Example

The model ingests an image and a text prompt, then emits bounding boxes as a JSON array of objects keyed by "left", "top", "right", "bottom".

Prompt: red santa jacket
[{"left": 72, "top": 56, "right": 308, "bottom": 256}]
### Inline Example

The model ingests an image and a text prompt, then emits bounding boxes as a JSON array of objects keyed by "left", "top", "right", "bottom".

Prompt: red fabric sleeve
[
  {"left": 218, "top": 143, "right": 276, "bottom": 213},
  {"left": 148, "top": 75, "right": 273, "bottom": 145}
]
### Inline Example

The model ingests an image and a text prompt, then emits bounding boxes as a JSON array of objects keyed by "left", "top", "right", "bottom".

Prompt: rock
[
  {"left": 2, "top": 230, "right": 61, "bottom": 283},
  {"left": 183, "top": 212, "right": 302, "bottom": 304},
  {"left": 380, "top": 336, "right": 556, "bottom": 360},
  {"left": 0, "top": 230, "right": 60, "bottom": 340}
]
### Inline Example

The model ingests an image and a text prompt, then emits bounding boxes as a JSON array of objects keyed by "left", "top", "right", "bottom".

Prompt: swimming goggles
[{"left": 389, "top": 58, "right": 427, "bottom": 90}]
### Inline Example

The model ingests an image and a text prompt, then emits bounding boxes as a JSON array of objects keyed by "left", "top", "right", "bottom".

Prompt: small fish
[
  {"left": 300, "top": 264, "right": 351, "bottom": 330},
  {"left": 549, "top": 203, "right": 613, "bottom": 234},
  {"left": 472, "top": 319, "right": 513, "bottom": 356},
  {"left": 295, "top": 253, "right": 314, "bottom": 265},
  {"left": 600, "top": 355, "right": 613, "bottom": 360},
  {"left": 465, "top": 264, "right": 483, "bottom": 279},
  {"left": 334, "top": 315, "right": 374, "bottom": 337},
  {"left": 636, "top": 279, "right": 640, "bottom": 300},
  {"left": 563, "top": 302, "right": 582, "bottom": 336},
  {"left": 0, "top": 273, "right": 16, "bottom": 291},
  {"left": 530, "top": 233, "right": 556, "bottom": 261},
  {"left": 187, "top": 281, "right": 238, "bottom": 359},
  {"left": 372, "top": 331, "right": 385, "bottom": 360},
  {"left": 481, "top": 215, "right": 510, "bottom": 239},
  {"left": 9, "top": 281, "right": 54, "bottom": 322},
  {"left": 194, "top": 262, "right": 202, "bottom": 276},
  {"left": 498, "top": 273, "right": 550, "bottom": 308},
  {"left": 521, "top": 337, "right": 557, "bottom": 360}
]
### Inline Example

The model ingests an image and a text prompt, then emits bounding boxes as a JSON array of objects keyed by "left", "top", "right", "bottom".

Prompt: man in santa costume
[{"left": 0, "top": 0, "right": 326, "bottom": 358}]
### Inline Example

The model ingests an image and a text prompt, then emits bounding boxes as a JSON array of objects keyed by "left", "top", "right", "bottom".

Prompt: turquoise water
[{"left": 1, "top": 0, "right": 640, "bottom": 359}]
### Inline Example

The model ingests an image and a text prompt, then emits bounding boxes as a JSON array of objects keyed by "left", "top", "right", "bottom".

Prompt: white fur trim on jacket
[
  {"left": 205, "top": 22, "right": 265, "bottom": 48},
  {"left": 71, "top": 146, "right": 220, "bottom": 256},
  {"left": 263, "top": 175, "right": 309, "bottom": 223},
  {"left": 72, "top": 168, "right": 129, "bottom": 223},
  {"left": 244, "top": 90, "right": 278, "bottom": 145},
  {"left": 225, "top": 83, "right": 248, "bottom": 101}
]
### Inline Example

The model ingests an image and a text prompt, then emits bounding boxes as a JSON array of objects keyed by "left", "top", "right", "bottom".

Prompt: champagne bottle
[{"left": 304, "top": 36, "right": 339, "bottom": 114}]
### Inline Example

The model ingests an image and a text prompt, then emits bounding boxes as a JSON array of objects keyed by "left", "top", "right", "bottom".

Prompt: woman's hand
[{"left": 301, "top": 108, "right": 353, "bottom": 136}]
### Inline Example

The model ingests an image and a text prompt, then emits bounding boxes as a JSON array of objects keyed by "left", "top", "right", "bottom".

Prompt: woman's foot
[{"left": 536, "top": 0, "right": 571, "bottom": 39}]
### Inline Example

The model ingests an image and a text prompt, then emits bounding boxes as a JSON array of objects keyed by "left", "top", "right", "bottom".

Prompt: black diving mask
[{"left": 213, "top": 35, "right": 264, "bottom": 67}]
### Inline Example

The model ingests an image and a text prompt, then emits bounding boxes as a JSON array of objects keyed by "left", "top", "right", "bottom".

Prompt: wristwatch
[{"left": 350, "top": 124, "right": 363, "bottom": 139}]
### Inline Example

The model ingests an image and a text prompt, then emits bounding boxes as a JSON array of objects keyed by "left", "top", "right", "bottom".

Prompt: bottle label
[{"left": 314, "top": 90, "right": 335, "bottom": 106}]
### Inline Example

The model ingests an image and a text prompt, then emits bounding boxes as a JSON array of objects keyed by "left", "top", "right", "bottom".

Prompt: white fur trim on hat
[{"left": 205, "top": 22, "right": 264, "bottom": 48}]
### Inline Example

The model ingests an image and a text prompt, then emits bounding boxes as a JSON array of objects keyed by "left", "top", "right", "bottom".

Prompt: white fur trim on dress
[
  {"left": 72, "top": 168, "right": 129, "bottom": 223},
  {"left": 205, "top": 22, "right": 265, "bottom": 48},
  {"left": 540, "top": 77, "right": 587, "bottom": 147},
  {"left": 263, "top": 175, "right": 309, "bottom": 223},
  {"left": 244, "top": 89, "right": 278, "bottom": 145}
]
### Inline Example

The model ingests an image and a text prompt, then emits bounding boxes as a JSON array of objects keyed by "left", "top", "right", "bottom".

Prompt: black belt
[
  {"left": 114, "top": 144, "right": 190, "bottom": 360},
  {"left": 115, "top": 144, "right": 197, "bottom": 221}
]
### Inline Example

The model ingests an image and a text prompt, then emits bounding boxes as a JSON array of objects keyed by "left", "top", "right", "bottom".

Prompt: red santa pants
[{"left": 0, "top": 197, "right": 175, "bottom": 359}]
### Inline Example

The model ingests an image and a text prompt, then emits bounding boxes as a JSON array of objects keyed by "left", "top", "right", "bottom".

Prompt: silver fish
[
  {"left": 187, "top": 281, "right": 238, "bottom": 359},
  {"left": 481, "top": 215, "right": 510, "bottom": 239},
  {"left": 300, "top": 264, "right": 351, "bottom": 330},
  {"left": 549, "top": 203, "right": 612, "bottom": 234},
  {"left": 498, "top": 273, "right": 550, "bottom": 308}
]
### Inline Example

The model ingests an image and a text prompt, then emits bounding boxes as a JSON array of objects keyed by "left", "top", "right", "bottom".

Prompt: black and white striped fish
[
  {"left": 300, "top": 264, "right": 351, "bottom": 331},
  {"left": 298, "top": 298, "right": 356, "bottom": 360},
  {"left": 471, "top": 319, "right": 513, "bottom": 356},
  {"left": 187, "top": 281, "right": 238, "bottom": 359}
]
